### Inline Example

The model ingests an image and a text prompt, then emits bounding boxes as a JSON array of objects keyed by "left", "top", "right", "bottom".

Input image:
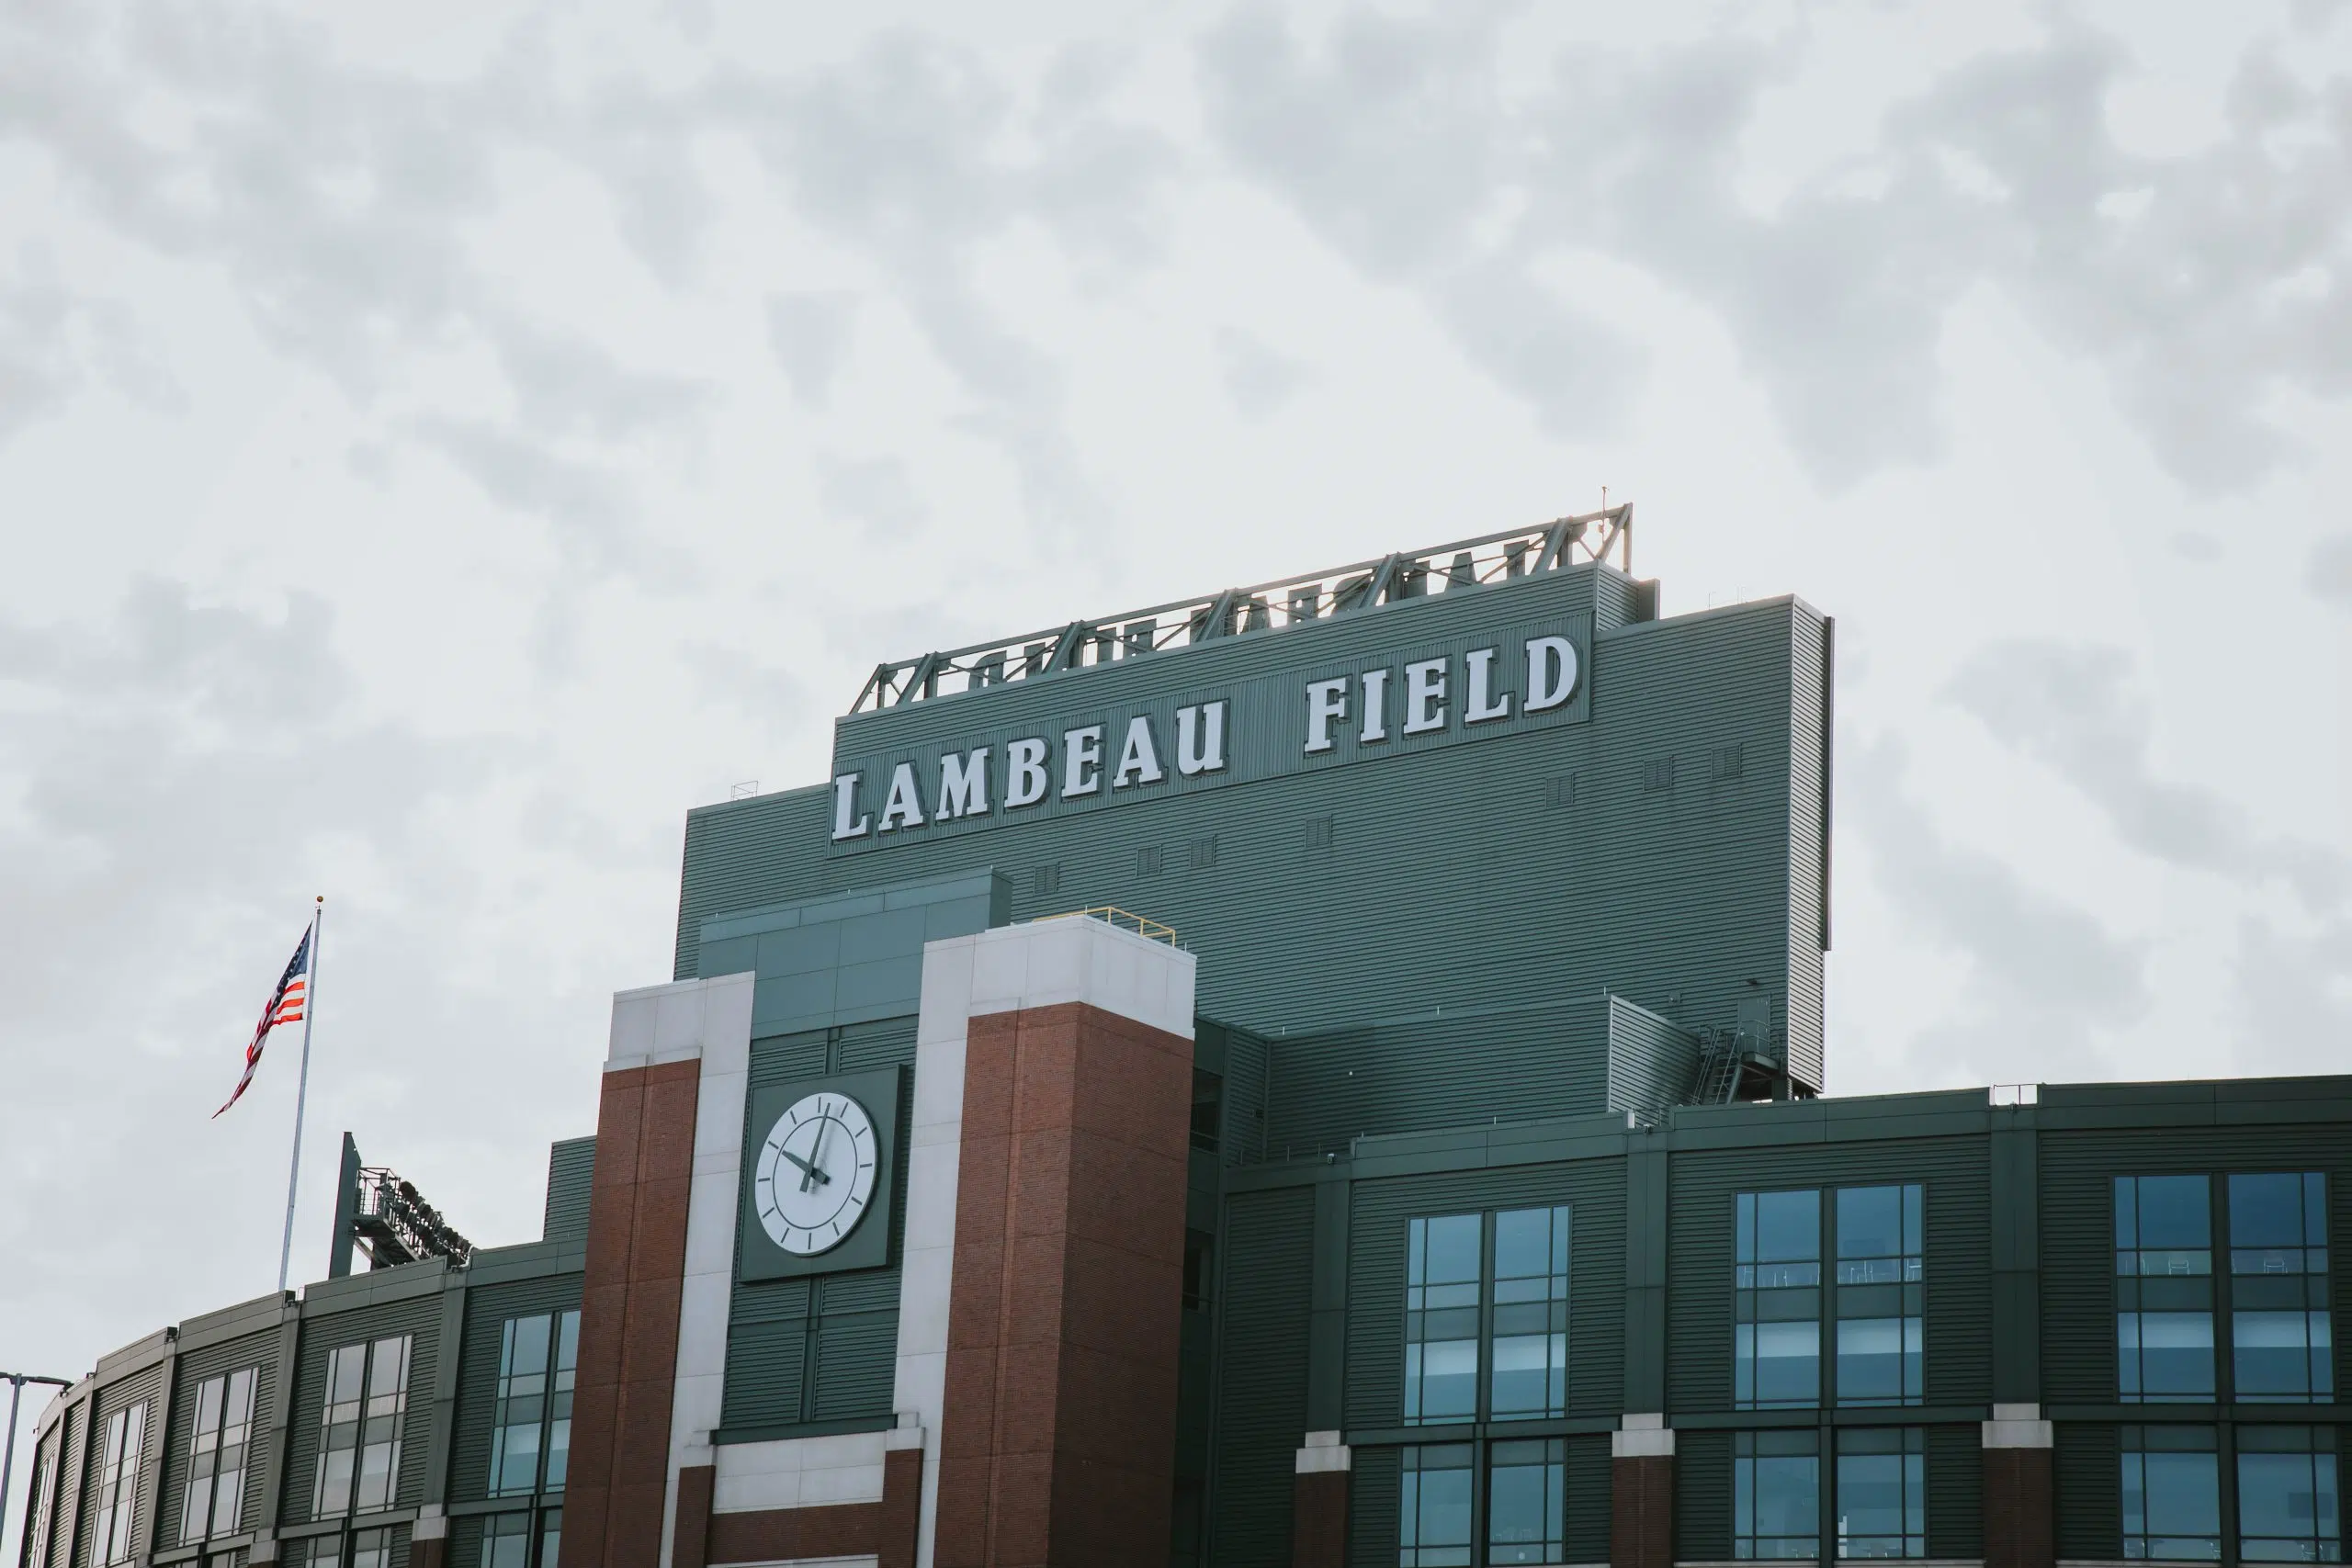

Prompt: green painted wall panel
[
  {"left": 1675, "top": 1427, "right": 1733, "bottom": 1562},
  {"left": 73, "top": 1361, "right": 164, "bottom": 1568},
  {"left": 1606, "top": 995, "right": 1701, "bottom": 1124},
  {"left": 1210, "top": 1187, "right": 1316, "bottom": 1568},
  {"left": 1666, "top": 1136, "right": 1992, "bottom": 1415},
  {"left": 1566, "top": 1432, "right": 1614, "bottom": 1564},
  {"left": 1346, "top": 1445, "right": 1400, "bottom": 1568},
  {"left": 2053, "top": 1421, "right": 2120, "bottom": 1561},
  {"left": 447, "top": 1275, "right": 583, "bottom": 1506},
  {"left": 1343, "top": 1157, "right": 1626, "bottom": 1428}
]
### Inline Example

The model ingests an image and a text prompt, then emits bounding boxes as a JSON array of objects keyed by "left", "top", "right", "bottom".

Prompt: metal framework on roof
[{"left": 846, "top": 503, "right": 1634, "bottom": 715}]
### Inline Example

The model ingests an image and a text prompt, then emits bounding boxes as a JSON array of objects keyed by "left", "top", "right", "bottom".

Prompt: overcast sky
[{"left": 6, "top": 0, "right": 2352, "bottom": 1539}]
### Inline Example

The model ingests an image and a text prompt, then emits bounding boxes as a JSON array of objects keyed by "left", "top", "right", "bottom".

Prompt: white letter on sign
[
  {"left": 1525, "top": 636, "right": 1581, "bottom": 713},
  {"left": 1304, "top": 678, "right": 1349, "bottom": 754},
  {"left": 1063, "top": 726, "right": 1104, "bottom": 796},
  {"left": 830, "top": 773, "right": 870, "bottom": 840},
  {"left": 1402, "top": 658, "right": 1448, "bottom": 735},
  {"left": 1464, "top": 648, "right": 1510, "bottom": 724},
  {"left": 1176, "top": 702, "right": 1227, "bottom": 775},
  {"left": 938, "top": 748, "right": 989, "bottom": 818},
  {"left": 1113, "top": 716, "right": 1164, "bottom": 788},
  {"left": 1005, "top": 738, "right": 1049, "bottom": 807},
  {"left": 878, "top": 762, "right": 926, "bottom": 831}
]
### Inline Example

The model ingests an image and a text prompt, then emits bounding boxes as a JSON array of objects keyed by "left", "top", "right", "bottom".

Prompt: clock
[{"left": 752, "top": 1090, "right": 879, "bottom": 1257}]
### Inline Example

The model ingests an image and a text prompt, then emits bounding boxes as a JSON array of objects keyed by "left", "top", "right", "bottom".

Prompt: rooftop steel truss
[{"left": 846, "top": 504, "right": 1634, "bottom": 715}]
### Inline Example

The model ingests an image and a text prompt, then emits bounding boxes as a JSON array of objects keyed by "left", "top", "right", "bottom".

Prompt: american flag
[{"left": 214, "top": 926, "right": 312, "bottom": 1118}]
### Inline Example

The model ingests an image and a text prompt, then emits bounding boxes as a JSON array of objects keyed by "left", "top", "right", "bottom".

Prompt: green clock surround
[{"left": 736, "top": 1066, "right": 902, "bottom": 1282}]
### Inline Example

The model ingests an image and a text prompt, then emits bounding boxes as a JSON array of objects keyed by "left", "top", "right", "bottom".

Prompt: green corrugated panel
[
  {"left": 2053, "top": 1421, "right": 2120, "bottom": 1561},
  {"left": 1674, "top": 1427, "right": 1732, "bottom": 1562},
  {"left": 1605, "top": 995, "right": 1700, "bottom": 1122},
  {"left": 1209, "top": 1187, "right": 1316, "bottom": 1568},
  {"left": 1566, "top": 1432, "right": 1613, "bottom": 1563},
  {"left": 447, "top": 1275, "right": 583, "bottom": 1505},
  {"left": 1270, "top": 998, "right": 1611, "bottom": 1156},
  {"left": 1213, "top": 1021, "right": 1271, "bottom": 1167},
  {"left": 1926, "top": 1422, "right": 1984, "bottom": 1558},
  {"left": 1344, "top": 1157, "right": 1627, "bottom": 1428},
  {"left": 1347, "top": 1444, "right": 1400, "bottom": 1568},
  {"left": 673, "top": 591, "right": 1821, "bottom": 1089},
  {"left": 746, "top": 1029, "right": 829, "bottom": 1089},
  {"left": 835, "top": 1016, "right": 917, "bottom": 1071},
  {"left": 1783, "top": 601, "right": 1828, "bottom": 1091},
  {"left": 159, "top": 1326, "right": 279, "bottom": 1551},
  {"left": 280, "top": 1291, "right": 444, "bottom": 1524},
  {"left": 1666, "top": 1136, "right": 1991, "bottom": 1415},
  {"left": 541, "top": 1138, "right": 595, "bottom": 1244}
]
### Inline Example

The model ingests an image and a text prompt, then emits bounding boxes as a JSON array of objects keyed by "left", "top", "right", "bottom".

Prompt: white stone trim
[
  {"left": 1295, "top": 1430, "right": 1351, "bottom": 1473},
  {"left": 1613, "top": 1412, "right": 1675, "bottom": 1458},
  {"left": 1984, "top": 1402, "right": 2053, "bottom": 1449},
  {"left": 711, "top": 1429, "right": 888, "bottom": 1512}
]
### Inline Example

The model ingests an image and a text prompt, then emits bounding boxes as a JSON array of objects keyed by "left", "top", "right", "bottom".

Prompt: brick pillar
[
  {"left": 560, "top": 1056, "right": 700, "bottom": 1568},
  {"left": 410, "top": 1517, "right": 447, "bottom": 1568},
  {"left": 878, "top": 1428, "right": 924, "bottom": 1568},
  {"left": 670, "top": 1464, "right": 713, "bottom": 1568},
  {"left": 1291, "top": 1433, "right": 1350, "bottom": 1568},
  {"left": 933, "top": 999, "right": 1194, "bottom": 1567},
  {"left": 1611, "top": 1416, "right": 1674, "bottom": 1568},
  {"left": 1983, "top": 1404, "right": 2055, "bottom": 1568}
]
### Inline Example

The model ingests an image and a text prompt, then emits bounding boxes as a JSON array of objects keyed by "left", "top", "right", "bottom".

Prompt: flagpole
[{"left": 277, "top": 897, "right": 322, "bottom": 1294}]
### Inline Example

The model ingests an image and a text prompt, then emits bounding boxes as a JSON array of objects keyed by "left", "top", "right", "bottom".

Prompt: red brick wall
[
  {"left": 559, "top": 1057, "right": 700, "bottom": 1568},
  {"left": 1984, "top": 1447, "right": 2055, "bottom": 1568},
  {"left": 933, "top": 1001, "right": 1194, "bottom": 1567},
  {"left": 1611, "top": 1454, "right": 1673, "bottom": 1568},
  {"left": 1291, "top": 1471, "right": 1348, "bottom": 1568}
]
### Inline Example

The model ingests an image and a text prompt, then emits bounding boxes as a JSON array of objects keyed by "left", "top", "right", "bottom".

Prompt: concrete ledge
[
  {"left": 1613, "top": 1413, "right": 1675, "bottom": 1458},
  {"left": 1984, "top": 1402, "right": 2053, "bottom": 1449},
  {"left": 1295, "top": 1430, "right": 1351, "bottom": 1473}
]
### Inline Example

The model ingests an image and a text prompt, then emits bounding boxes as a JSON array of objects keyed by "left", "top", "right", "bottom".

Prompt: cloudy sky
[{"left": 5, "top": 0, "right": 2352, "bottom": 1534}]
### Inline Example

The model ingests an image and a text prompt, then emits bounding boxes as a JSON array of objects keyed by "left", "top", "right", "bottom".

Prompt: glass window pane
[
  {"left": 2122, "top": 1430, "right": 2221, "bottom": 1562},
  {"left": 2232, "top": 1175, "right": 2310, "bottom": 1250},
  {"left": 1837, "top": 1188, "right": 1903, "bottom": 1261},
  {"left": 2138, "top": 1177, "right": 2212, "bottom": 1250},
  {"left": 1487, "top": 1439, "right": 1565, "bottom": 1565},
  {"left": 483, "top": 1513, "right": 531, "bottom": 1568},
  {"left": 1401, "top": 1446, "right": 1475, "bottom": 1568},
  {"left": 1735, "top": 1431, "right": 1821, "bottom": 1561},
  {"left": 1757, "top": 1191, "right": 1821, "bottom": 1263},
  {"left": 537, "top": 1507, "right": 562, "bottom": 1568}
]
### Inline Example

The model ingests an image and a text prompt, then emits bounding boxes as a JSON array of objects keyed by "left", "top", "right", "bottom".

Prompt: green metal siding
[
  {"left": 1346, "top": 1445, "right": 1398, "bottom": 1568},
  {"left": 1344, "top": 1158, "right": 1626, "bottom": 1427},
  {"left": 1269, "top": 998, "right": 1611, "bottom": 1156},
  {"left": 674, "top": 585, "right": 1825, "bottom": 1092},
  {"left": 1926, "top": 1421, "right": 1984, "bottom": 1559},
  {"left": 1566, "top": 1432, "right": 1612, "bottom": 1564},
  {"left": 1675, "top": 1427, "right": 1733, "bottom": 1562},
  {"left": 1210, "top": 1187, "right": 1316, "bottom": 1568},
  {"left": 279, "top": 1291, "right": 444, "bottom": 1525},
  {"left": 1605, "top": 995, "right": 1700, "bottom": 1123},
  {"left": 2053, "top": 1420, "right": 2120, "bottom": 1561},
  {"left": 1666, "top": 1133, "right": 1992, "bottom": 1415},
  {"left": 447, "top": 1275, "right": 583, "bottom": 1505},
  {"left": 540, "top": 1139, "right": 594, "bottom": 1245},
  {"left": 74, "top": 1361, "right": 164, "bottom": 1568},
  {"left": 1784, "top": 603, "right": 1829, "bottom": 1091},
  {"left": 159, "top": 1328, "right": 278, "bottom": 1552}
]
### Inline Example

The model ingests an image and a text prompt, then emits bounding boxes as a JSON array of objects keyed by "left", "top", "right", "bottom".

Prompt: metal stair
[{"left": 1687, "top": 1029, "right": 1745, "bottom": 1106}]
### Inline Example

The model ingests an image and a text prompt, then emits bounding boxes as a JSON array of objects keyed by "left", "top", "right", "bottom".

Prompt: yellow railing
[{"left": 1034, "top": 906, "right": 1180, "bottom": 945}]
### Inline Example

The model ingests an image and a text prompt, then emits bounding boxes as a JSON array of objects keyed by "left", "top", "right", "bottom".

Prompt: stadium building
[{"left": 18, "top": 508, "right": 2352, "bottom": 1568}]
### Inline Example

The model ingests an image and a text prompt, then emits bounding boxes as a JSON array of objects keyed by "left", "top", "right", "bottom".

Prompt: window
[
  {"left": 1713, "top": 744, "right": 1745, "bottom": 782},
  {"left": 1734, "top": 1428, "right": 1820, "bottom": 1560},
  {"left": 1736, "top": 1190, "right": 1823, "bottom": 1409},
  {"left": 1407, "top": 1215, "right": 1482, "bottom": 1424},
  {"left": 26, "top": 1441, "right": 56, "bottom": 1568},
  {"left": 2238, "top": 1427, "right": 2341, "bottom": 1562},
  {"left": 1400, "top": 1445, "right": 1475, "bottom": 1567},
  {"left": 1489, "top": 1207, "right": 1571, "bottom": 1419},
  {"left": 1182, "top": 1232, "right": 1213, "bottom": 1313},
  {"left": 1835, "top": 1186, "right": 1924, "bottom": 1406},
  {"left": 181, "top": 1368, "right": 257, "bottom": 1541},
  {"left": 489, "top": 1312, "right": 579, "bottom": 1496},
  {"left": 1191, "top": 1070, "right": 1221, "bottom": 1153},
  {"left": 1644, "top": 757, "right": 1675, "bottom": 794},
  {"left": 1486, "top": 1438, "right": 1565, "bottom": 1565},
  {"left": 484, "top": 1509, "right": 560, "bottom": 1568},
  {"left": 310, "top": 1526, "right": 394, "bottom": 1568},
  {"left": 1405, "top": 1206, "right": 1573, "bottom": 1425},
  {"left": 2230, "top": 1173, "right": 2334, "bottom": 1403},
  {"left": 312, "top": 1336, "right": 412, "bottom": 1517},
  {"left": 1835, "top": 1428, "right": 1924, "bottom": 1559},
  {"left": 2117, "top": 1177, "right": 2216, "bottom": 1402},
  {"left": 94, "top": 1402, "right": 148, "bottom": 1566},
  {"left": 2121, "top": 1426, "right": 2221, "bottom": 1560}
]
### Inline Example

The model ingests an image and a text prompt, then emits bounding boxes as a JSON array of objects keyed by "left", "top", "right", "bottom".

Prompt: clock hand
[
  {"left": 803, "top": 1122, "right": 831, "bottom": 1193},
  {"left": 778, "top": 1145, "right": 831, "bottom": 1189}
]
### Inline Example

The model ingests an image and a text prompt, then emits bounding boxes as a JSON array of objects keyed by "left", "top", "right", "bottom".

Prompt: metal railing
[
  {"left": 353, "top": 1167, "right": 474, "bottom": 1269},
  {"left": 846, "top": 504, "right": 1633, "bottom": 714},
  {"left": 1034, "top": 906, "right": 1180, "bottom": 945}
]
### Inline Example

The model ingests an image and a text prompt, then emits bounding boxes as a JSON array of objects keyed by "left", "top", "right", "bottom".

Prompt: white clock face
[{"left": 752, "top": 1091, "right": 879, "bottom": 1257}]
